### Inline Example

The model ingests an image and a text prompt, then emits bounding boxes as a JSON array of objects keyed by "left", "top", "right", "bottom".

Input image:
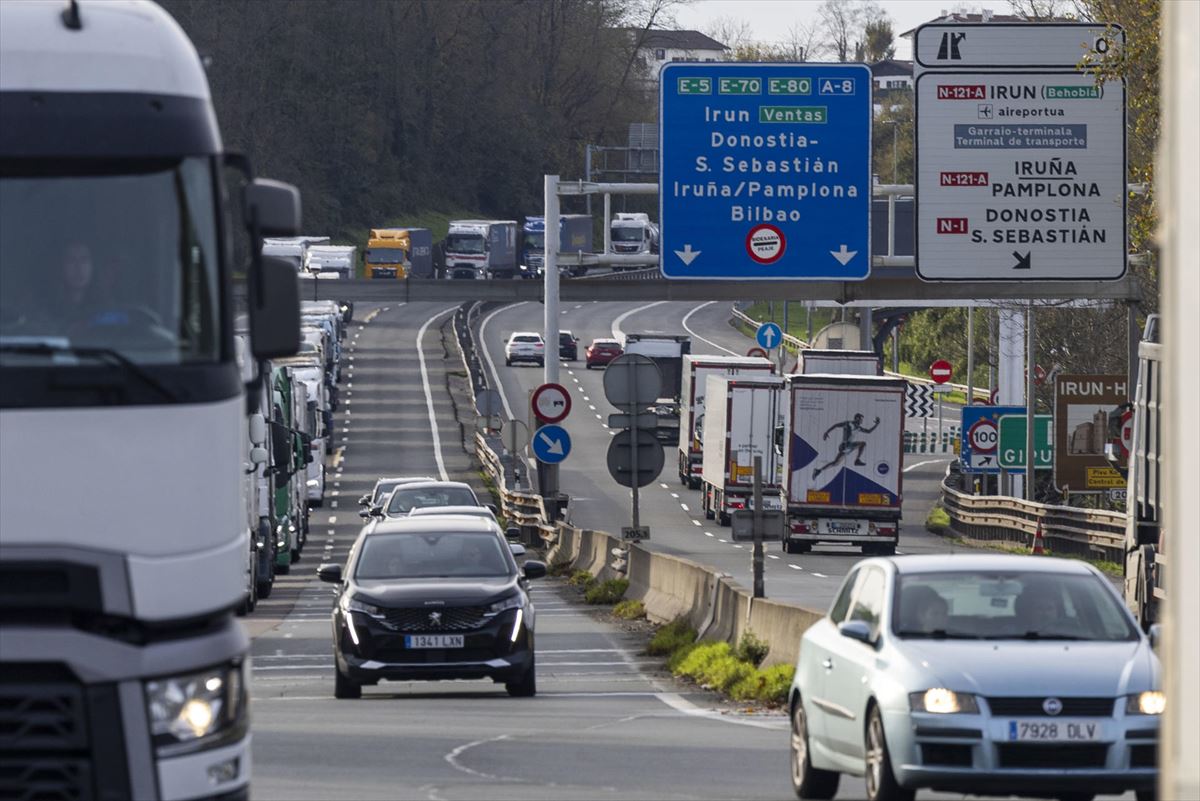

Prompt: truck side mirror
[
  {"left": 250, "top": 446, "right": 268, "bottom": 466},
  {"left": 245, "top": 178, "right": 301, "bottom": 238},
  {"left": 249, "top": 413, "right": 267, "bottom": 446},
  {"left": 248, "top": 256, "right": 300, "bottom": 360}
]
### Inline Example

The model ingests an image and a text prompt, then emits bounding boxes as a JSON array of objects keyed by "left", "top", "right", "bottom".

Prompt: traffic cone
[{"left": 1031, "top": 522, "right": 1046, "bottom": 555}]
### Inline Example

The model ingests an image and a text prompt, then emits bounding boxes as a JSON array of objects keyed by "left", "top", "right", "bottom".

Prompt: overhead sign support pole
[{"left": 1025, "top": 305, "right": 1036, "bottom": 500}]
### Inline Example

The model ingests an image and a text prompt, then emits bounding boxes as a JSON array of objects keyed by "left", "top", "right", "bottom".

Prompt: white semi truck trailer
[
  {"left": 677, "top": 355, "right": 775, "bottom": 489},
  {"left": 700, "top": 374, "right": 786, "bottom": 526},
  {"left": 0, "top": 2, "right": 301, "bottom": 798}
]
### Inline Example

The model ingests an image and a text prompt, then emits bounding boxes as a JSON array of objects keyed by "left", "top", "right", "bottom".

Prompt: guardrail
[
  {"left": 731, "top": 306, "right": 990, "bottom": 400},
  {"left": 940, "top": 476, "right": 1125, "bottom": 563}
]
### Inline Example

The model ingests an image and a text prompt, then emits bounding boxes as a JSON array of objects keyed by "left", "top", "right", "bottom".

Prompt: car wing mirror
[
  {"left": 358, "top": 494, "right": 371, "bottom": 506},
  {"left": 317, "top": 563, "right": 342, "bottom": 583},
  {"left": 1148, "top": 623, "right": 1162, "bottom": 651},
  {"left": 358, "top": 509, "right": 372, "bottom": 520},
  {"left": 838, "top": 620, "right": 875, "bottom": 645},
  {"left": 509, "top": 543, "right": 527, "bottom": 557},
  {"left": 486, "top": 503, "right": 499, "bottom": 516},
  {"left": 521, "top": 560, "right": 547, "bottom": 580}
]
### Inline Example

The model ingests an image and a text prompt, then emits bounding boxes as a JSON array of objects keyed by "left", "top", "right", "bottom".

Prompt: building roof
[
  {"left": 630, "top": 28, "right": 729, "bottom": 52},
  {"left": 900, "top": 11, "right": 1028, "bottom": 38},
  {"left": 871, "top": 59, "right": 913, "bottom": 77}
]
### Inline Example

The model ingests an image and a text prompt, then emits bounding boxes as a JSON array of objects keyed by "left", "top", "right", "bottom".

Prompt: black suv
[
  {"left": 319, "top": 516, "right": 546, "bottom": 698},
  {"left": 559, "top": 331, "right": 579, "bottom": 360}
]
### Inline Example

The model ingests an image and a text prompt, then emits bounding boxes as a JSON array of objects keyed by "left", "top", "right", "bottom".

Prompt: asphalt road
[
  {"left": 244, "top": 299, "right": 1133, "bottom": 801},
  {"left": 476, "top": 299, "right": 960, "bottom": 612}
]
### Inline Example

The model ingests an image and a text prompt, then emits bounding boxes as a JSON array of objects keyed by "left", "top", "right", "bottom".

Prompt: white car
[{"left": 505, "top": 332, "right": 545, "bottom": 367}]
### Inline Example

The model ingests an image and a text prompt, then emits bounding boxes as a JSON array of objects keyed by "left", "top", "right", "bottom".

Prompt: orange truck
[{"left": 365, "top": 227, "right": 432, "bottom": 279}]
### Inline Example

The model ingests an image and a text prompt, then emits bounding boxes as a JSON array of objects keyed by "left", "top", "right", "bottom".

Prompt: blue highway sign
[
  {"left": 755, "top": 321, "right": 783, "bottom": 350},
  {"left": 532, "top": 424, "right": 572, "bottom": 465},
  {"left": 960, "top": 405, "right": 1024, "bottom": 473},
  {"left": 660, "top": 62, "right": 873, "bottom": 281}
]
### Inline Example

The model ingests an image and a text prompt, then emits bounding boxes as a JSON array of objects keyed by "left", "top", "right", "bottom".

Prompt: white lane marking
[
  {"left": 691, "top": 520, "right": 701, "bottom": 526},
  {"left": 704, "top": 531, "right": 714, "bottom": 537},
  {"left": 418, "top": 305, "right": 459, "bottom": 481},
  {"left": 330, "top": 500, "right": 338, "bottom": 509},
  {"left": 588, "top": 404, "right": 596, "bottom": 411},
  {"left": 904, "top": 457, "right": 951, "bottom": 473},
  {"left": 445, "top": 735, "right": 511, "bottom": 781},
  {"left": 789, "top": 564, "right": 803, "bottom": 570},
  {"left": 679, "top": 503, "right": 689, "bottom": 512},
  {"left": 653, "top": 693, "right": 787, "bottom": 731},
  {"left": 479, "top": 302, "right": 523, "bottom": 420},
  {"left": 611, "top": 301, "right": 668, "bottom": 344},
  {"left": 660, "top": 483, "right": 670, "bottom": 489},
  {"left": 328, "top": 516, "right": 337, "bottom": 524},
  {"left": 813, "top": 572, "right": 829, "bottom": 578},
  {"left": 582, "top": 395, "right": 590, "bottom": 402},
  {"left": 767, "top": 554, "right": 780, "bottom": 560},
  {"left": 733, "top": 544, "right": 744, "bottom": 549},
  {"left": 670, "top": 492, "right": 680, "bottom": 498},
  {"left": 718, "top": 538, "right": 728, "bottom": 543},
  {"left": 682, "top": 301, "right": 738, "bottom": 355},
  {"left": 595, "top": 413, "right": 602, "bottom": 420}
]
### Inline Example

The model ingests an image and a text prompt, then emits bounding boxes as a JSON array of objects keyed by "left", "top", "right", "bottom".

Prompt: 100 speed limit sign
[{"left": 968, "top": 419, "right": 998, "bottom": 453}]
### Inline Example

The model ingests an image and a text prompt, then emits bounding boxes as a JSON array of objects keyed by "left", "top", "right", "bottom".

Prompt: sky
[{"left": 672, "top": 0, "right": 1006, "bottom": 61}]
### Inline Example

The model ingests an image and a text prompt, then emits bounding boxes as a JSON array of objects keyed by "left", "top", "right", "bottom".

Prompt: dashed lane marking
[{"left": 788, "top": 564, "right": 802, "bottom": 570}]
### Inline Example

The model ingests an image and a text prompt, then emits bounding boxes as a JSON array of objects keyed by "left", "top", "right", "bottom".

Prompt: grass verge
[
  {"left": 584, "top": 578, "right": 629, "bottom": 605},
  {"left": 646, "top": 620, "right": 792, "bottom": 706},
  {"left": 613, "top": 599, "right": 646, "bottom": 620}
]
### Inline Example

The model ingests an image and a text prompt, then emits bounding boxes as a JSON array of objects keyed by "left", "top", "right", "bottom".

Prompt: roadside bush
[
  {"left": 730, "top": 663, "right": 795, "bottom": 704},
  {"left": 584, "top": 578, "right": 629, "bottom": 605},
  {"left": 676, "top": 642, "right": 755, "bottom": 693},
  {"left": 666, "top": 641, "right": 700, "bottom": 672},
  {"left": 734, "top": 630, "right": 770, "bottom": 667},
  {"left": 646, "top": 618, "right": 697, "bottom": 656},
  {"left": 568, "top": 570, "right": 595, "bottom": 589},
  {"left": 547, "top": 562, "right": 575, "bottom": 578},
  {"left": 613, "top": 599, "right": 646, "bottom": 620}
]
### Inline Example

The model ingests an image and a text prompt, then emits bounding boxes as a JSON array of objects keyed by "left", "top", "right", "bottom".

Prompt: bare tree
[
  {"left": 818, "top": 0, "right": 885, "bottom": 62},
  {"left": 702, "top": 15, "right": 753, "bottom": 51},
  {"left": 781, "top": 19, "right": 822, "bottom": 61}
]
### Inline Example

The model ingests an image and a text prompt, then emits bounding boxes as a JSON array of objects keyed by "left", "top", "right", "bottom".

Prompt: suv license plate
[
  {"left": 1007, "top": 720, "right": 1100, "bottom": 742},
  {"left": 405, "top": 635, "right": 465, "bottom": 649}
]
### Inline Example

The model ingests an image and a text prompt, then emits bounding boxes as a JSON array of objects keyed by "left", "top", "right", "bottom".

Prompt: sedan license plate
[
  {"left": 405, "top": 634, "right": 465, "bottom": 649},
  {"left": 1007, "top": 720, "right": 1101, "bottom": 742}
]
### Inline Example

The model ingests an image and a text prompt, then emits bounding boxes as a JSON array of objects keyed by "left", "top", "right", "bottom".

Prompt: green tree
[{"left": 863, "top": 18, "right": 895, "bottom": 62}]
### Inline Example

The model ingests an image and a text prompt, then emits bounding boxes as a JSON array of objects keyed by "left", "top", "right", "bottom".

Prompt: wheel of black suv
[
  {"left": 334, "top": 663, "right": 361, "bottom": 699},
  {"left": 505, "top": 657, "right": 537, "bottom": 698},
  {"left": 864, "top": 705, "right": 913, "bottom": 801},
  {"left": 791, "top": 697, "right": 839, "bottom": 799}
]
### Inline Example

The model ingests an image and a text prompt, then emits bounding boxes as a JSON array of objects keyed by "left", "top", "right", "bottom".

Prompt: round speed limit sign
[{"left": 968, "top": 419, "right": 998, "bottom": 454}]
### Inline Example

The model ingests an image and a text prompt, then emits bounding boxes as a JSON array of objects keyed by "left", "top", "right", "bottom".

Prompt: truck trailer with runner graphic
[
  {"left": 677, "top": 354, "right": 775, "bottom": 489},
  {"left": 780, "top": 374, "right": 907, "bottom": 554},
  {"left": 700, "top": 374, "right": 785, "bottom": 526}
]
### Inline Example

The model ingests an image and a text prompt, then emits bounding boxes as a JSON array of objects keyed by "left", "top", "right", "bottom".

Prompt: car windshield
[
  {"left": 893, "top": 571, "right": 1138, "bottom": 642},
  {"left": 0, "top": 157, "right": 221, "bottom": 366},
  {"left": 387, "top": 486, "right": 478, "bottom": 515},
  {"left": 355, "top": 531, "right": 511, "bottom": 579}
]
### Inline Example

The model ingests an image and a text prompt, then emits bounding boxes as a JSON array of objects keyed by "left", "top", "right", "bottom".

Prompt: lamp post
[{"left": 883, "top": 120, "right": 899, "bottom": 184}]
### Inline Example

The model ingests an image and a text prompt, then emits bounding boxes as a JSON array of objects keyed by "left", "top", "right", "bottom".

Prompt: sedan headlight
[
  {"left": 341, "top": 596, "right": 384, "bottom": 618},
  {"left": 1127, "top": 691, "right": 1166, "bottom": 715},
  {"left": 487, "top": 593, "right": 526, "bottom": 615},
  {"left": 909, "top": 688, "right": 979, "bottom": 714},
  {"left": 144, "top": 662, "right": 245, "bottom": 754}
]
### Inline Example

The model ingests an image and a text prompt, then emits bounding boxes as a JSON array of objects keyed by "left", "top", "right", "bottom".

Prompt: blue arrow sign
[
  {"left": 660, "top": 63, "right": 872, "bottom": 281},
  {"left": 532, "top": 424, "right": 572, "bottom": 464},
  {"left": 756, "top": 321, "right": 783, "bottom": 350}
]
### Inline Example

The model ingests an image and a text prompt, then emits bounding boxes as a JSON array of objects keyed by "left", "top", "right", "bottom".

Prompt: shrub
[
  {"left": 666, "top": 641, "right": 700, "bottom": 672},
  {"left": 734, "top": 630, "right": 770, "bottom": 667},
  {"left": 613, "top": 599, "right": 646, "bottom": 620},
  {"left": 730, "top": 663, "right": 795, "bottom": 704},
  {"left": 568, "top": 570, "right": 595, "bottom": 589},
  {"left": 584, "top": 578, "right": 629, "bottom": 605},
  {"left": 676, "top": 642, "right": 755, "bottom": 693},
  {"left": 646, "top": 618, "right": 697, "bottom": 656}
]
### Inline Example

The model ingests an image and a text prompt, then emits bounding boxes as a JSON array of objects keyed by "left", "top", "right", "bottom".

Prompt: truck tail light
[
  {"left": 791, "top": 522, "right": 810, "bottom": 534},
  {"left": 876, "top": 525, "right": 896, "bottom": 536},
  {"left": 729, "top": 500, "right": 745, "bottom": 510}
]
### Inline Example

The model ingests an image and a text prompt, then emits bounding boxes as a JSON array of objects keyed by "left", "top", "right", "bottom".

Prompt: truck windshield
[
  {"left": 365, "top": 248, "right": 405, "bottom": 263},
  {"left": 611, "top": 227, "right": 643, "bottom": 242},
  {"left": 524, "top": 233, "right": 545, "bottom": 250},
  {"left": 444, "top": 234, "right": 485, "bottom": 254},
  {"left": 0, "top": 157, "right": 221, "bottom": 366}
]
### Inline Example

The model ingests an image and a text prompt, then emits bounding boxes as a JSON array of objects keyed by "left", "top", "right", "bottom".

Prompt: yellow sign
[
  {"left": 1086, "top": 466, "right": 1126, "bottom": 489},
  {"left": 857, "top": 493, "right": 887, "bottom": 506},
  {"left": 806, "top": 490, "right": 831, "bottom": 503}
]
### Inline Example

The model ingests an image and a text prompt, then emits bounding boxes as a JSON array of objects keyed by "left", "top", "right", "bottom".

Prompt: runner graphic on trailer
[{"left": 812, "top": 413, "right": 881, "bottom": 480}]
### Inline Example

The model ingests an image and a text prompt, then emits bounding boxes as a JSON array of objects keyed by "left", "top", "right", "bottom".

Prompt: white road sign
[
  {"left": 914, "top": 24, "right": 1127, "bottom": 281},
  {"left": 914, "top": 22, "right": 1121, "bottom": 69}
]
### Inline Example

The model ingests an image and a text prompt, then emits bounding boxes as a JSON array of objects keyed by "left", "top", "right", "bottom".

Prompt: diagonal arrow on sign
[
  {"left": 1012, "top": 250, "right": 1032, "bottom": 270},
  {"left": 538, "top": 431, "right": 564, "bottom": 455},
  {"left": 830, "top": 244, "right": 858, "bottom": 265},
  {"left": 674, "top": 244, "right": 701, "bottom": 265}
]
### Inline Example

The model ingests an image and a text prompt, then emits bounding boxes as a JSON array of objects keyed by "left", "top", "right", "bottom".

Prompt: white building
[{"left": 629, "top": 29, "right": 729, "bottom": 88}]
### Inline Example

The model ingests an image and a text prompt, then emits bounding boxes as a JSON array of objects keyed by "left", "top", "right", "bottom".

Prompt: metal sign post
[
  {"left": 1025, "top": 305, "right": 1036, "bottom": 500},
  {"left": 752, "top": 455, "right": 765, "bottom": 599}
]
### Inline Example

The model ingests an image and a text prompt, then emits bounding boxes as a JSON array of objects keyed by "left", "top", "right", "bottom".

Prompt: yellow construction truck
[{"left": 365, "top": 227, "right": 432, "bottom": 279}]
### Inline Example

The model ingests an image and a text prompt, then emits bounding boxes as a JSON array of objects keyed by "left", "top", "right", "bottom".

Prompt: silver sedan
[{"left": 788, "top": 554, "right": 1160, "bottom": 801}]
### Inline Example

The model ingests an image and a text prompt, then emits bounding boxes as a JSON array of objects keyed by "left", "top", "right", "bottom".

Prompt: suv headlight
[
  {"left": 144, "top": 662, "right": 245, "bottom": 755},
  {"left": 909, "top": 688, "right": 979, "bottom": 714},
  {"left": 487, "top": 593, "right": 526, "bottom": 615},
  {"left": 1126, "top": 691, "right": 1165, "bottom": 715},
  {"left": 341, "top": 596, "right": 385, "bottom": 618}
]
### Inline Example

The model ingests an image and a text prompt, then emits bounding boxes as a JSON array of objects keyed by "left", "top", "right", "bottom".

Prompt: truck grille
[
  {"left": 382, "top": 606, "right": 489, "bottom": 632},
  {"left": 986, "top": 697, "right": 1115, "bottom": 717},
  {"left": 0, "top": 676, "right": 129, "bottom": 801}
]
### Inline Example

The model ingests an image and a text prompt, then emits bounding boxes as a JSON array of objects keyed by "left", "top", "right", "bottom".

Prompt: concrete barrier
[{"left": 547, "top": 524, "right": 823, "bottom": 667}]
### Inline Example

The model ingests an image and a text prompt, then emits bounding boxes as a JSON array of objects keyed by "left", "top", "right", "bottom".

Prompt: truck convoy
[
  {"left": 624, "top": 334, "right": 691, "bottom": 444},
  {"left": 444, "top": 219, "right": 518, "bottom": 279},
  {"left": 262, "top": 235, "right": 330, "bottom": 272},
  {"left": 779, "top": 374, "right": 907, "bottom": 554},
  {"left": 0, "top": 2, "right": 303, "bottom": 799},
  {"left": 304, "top": 244, "right": 357, "bottom": 279},
  {"left": 678, "top": 355, "right": 775, "bottom": 488},
  {"left": 366, "top": 227, "right": 433, "bottom": 279},
  {"left": 610, "top": 212, "right": 659, "bottom": 267},
  {"left": 701, "top": 375, "right": 786, "bottom": 526},
  {"left": 520, "top": 214, "right": 594, "bottom": 278},
  {"left": 1123, "top": 315, "right": 1164, "bottom": 630}
]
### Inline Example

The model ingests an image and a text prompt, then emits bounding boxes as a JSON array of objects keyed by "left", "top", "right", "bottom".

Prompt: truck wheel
[
  {"left": 505, "top": 358, "right": 512, "bottom": 367},
  {"left": 688, "top": 477, "right": 701, "bottom": 491},
  {"left": 257, "top": 572, "right": 274, "bottom": 599},
  {"left": 718, "top": 512, "right": 730, "bottom": 527}
]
